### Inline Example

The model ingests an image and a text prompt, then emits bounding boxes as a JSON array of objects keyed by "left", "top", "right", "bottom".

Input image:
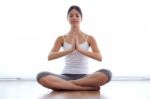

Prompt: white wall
[{"left": 0, "top": 0, "right": 150, "bottom": 79}]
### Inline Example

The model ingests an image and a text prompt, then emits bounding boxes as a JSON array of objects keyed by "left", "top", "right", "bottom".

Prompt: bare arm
[
  {"left": 48, "top": 36, "right": 74, "bottom": 61},
  {"left": 76, "top": 35, "right": 102, "bottom": 62}
]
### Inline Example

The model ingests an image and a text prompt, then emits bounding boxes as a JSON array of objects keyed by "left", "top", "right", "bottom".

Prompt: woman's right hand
[{"left": 70, "top": 32, "right": 76, "bottom": 52}]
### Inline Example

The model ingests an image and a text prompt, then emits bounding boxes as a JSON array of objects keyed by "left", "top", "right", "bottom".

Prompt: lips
[{"left": 71, "top": 21, "right": 77, "bottom": 23}]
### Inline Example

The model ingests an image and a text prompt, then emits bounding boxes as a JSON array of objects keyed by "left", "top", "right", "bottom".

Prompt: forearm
[
  {"left": 48, "top": 49, "right": 73, "bottom": 61},
  {"left": 78, "top": 49, "right": 102, "bottom": 62}
]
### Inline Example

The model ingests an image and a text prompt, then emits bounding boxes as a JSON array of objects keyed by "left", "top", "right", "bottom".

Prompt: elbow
[
  {"left": 93, "top": 53, "right": 102, "bottom": 62},
  {"left": 98, "top": 58, "right": 102, "bottom": 62},
  {"left": 97, "top": 56, "right": 102, "bottom": 62},
  {"left": 48, "top": 56, "right": 51, "bottom": 61},
  {"left": 48, "top": 57, "right": 50, "bottom": 61},
  {"left": 48, "top": 54, "right": 56, "bottom": 61},
  {"left": 99, "top": 58, "right": 102, "bottom": 62}
]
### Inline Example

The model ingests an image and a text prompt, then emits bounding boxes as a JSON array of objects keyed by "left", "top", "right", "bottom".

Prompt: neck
[{"left": 70, "top": 25, "right": 80, "bottom": 33}]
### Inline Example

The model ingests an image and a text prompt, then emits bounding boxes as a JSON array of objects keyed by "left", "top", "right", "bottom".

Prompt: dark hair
[{"left": 67, "top": 5, "right": 82, "bottom": 19}]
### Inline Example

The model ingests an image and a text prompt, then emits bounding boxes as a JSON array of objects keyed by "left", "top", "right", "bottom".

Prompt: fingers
[
  {"left": 71, "top": 31, "right": 79, "bottom": 51},
  {"left": 70, "top": 32, "right": 76, "bottom": 51}
]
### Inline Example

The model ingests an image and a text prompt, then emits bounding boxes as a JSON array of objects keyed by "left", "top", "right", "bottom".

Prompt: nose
[{"left": 71, "top": 17, "right": 76, "bottom": 21}]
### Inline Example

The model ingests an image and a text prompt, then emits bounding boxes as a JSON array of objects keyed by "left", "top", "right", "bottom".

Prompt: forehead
[{"left": 69, "top": 9, "right": 80, "bottom": 15}]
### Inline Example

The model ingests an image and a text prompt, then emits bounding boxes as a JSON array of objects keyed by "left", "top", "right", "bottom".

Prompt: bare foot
[{"left": 69, "top": 80, "right": 100, "bottom": 91}]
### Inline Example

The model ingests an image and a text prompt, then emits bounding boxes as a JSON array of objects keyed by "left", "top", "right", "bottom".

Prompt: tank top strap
[
  {"left": 63, "top": 35, "right": 65, "bottom": 42},
  {"left": 86, "top": 34, "right": 89, "bottom": 41},
  {"left": 63, "top": 35, "right": 73, "bottom": 44}
]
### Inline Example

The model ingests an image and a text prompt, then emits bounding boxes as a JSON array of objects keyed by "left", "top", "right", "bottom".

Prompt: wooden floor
[{"left": 0, "top": 80, "right": 150, "bottom": 99}]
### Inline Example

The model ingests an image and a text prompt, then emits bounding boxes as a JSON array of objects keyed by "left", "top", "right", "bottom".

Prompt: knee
[
  {"left": 36, "top": 72, "right": 55, "bottom": 88},
  {"left": 36, "top": 72, "right": 55, "bottom": 86},
  {"left": 97, "top": 69, "right": 112, "bottom": 84},
  {"left": 36, "top": 72, "right": 51, "bottom": 83}
]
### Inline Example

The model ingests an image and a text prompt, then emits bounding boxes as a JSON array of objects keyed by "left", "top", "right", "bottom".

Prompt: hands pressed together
[{"left": 70, "top": 32, "right": 82, "bottom": 53}]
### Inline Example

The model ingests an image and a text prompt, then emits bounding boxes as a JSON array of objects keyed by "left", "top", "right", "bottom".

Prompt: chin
[{"left": 71, "top": 24, "right": 78, "bottom": 27}]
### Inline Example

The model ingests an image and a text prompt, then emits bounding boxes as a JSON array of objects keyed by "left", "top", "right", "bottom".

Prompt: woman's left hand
[{"left": 75, "top": 32, "right": 82, "bottom": 52}]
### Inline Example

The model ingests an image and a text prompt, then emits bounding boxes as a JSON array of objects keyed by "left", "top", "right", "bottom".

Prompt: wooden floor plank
[{"left": 0, "top": 80, "right": 150, "bottom": 99}]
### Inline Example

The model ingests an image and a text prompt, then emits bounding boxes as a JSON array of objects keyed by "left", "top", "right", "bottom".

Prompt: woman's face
[{"left": 68, "top": 9, "right": 82, "bottom": 27}]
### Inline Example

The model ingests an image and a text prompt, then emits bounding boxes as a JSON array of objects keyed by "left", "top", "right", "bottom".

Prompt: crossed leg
[
  {"left": 70, "top": 72, "right": 108, "bottom": 87},
  {"left": 37, "top": 69, "right": 112, "bottom": 91},
  {"left": 38, "top": 75, "right": 99, "bottom": 91}
]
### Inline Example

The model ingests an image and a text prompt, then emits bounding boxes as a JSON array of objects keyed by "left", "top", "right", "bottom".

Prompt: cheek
[
  {"left": 67, "top": 18, "right": 81, "bottom": 25},
  {"left": 68, "top": 19, "right": 72, "bottom": 24},
  {"left": 77, "top": 19, "right": 81, "bottom": 24},
  {"left": 78, "top": 17, "right": 82, "bottom": 22}
]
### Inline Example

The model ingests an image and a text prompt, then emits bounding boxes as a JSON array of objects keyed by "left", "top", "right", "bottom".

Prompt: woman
[{"left": 37, "top": 5, "right": 112, "bottom": 91}]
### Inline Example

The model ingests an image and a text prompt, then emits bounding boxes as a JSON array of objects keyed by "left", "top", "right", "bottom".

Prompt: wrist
[{"left": 68, "top": 48, "right": 74, "bottom": 53}]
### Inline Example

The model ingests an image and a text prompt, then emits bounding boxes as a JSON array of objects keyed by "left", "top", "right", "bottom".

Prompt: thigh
[
  {"left": 71, "top": 69, "right": 112, "bottom": 84},
  {"left": 36, "top": 71, "right": 70, "bottom": 82}
]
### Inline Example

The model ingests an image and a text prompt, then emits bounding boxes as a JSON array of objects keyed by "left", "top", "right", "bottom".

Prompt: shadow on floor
[
  {"left": 41, "top": 91, "right": 108, "bottom": 99},
  {"left": 40, "top": 90, "right": 109, "bottom": 99}
]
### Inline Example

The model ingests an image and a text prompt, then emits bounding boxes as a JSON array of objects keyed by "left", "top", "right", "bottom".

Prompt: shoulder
[
  {"left": 56, "top": 35, "right": 64, "bottom": 40},
  {"left": 55, "top": 35, "right": 64, "bottom": 44},
  {"left": 86, "top": 34, "right": 98, "bottom": 46},
  {"left": 87, "top": 34, "right": 96, "bottom": 42}
]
